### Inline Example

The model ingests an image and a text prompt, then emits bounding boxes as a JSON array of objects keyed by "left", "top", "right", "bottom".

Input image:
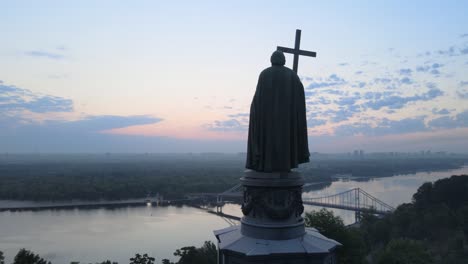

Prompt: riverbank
[
  {"left": 0, "top": 198, "right": 192, "bottom": 212},
  {"left": 0, "top": 154, "right": 466, "bottom": 202}
]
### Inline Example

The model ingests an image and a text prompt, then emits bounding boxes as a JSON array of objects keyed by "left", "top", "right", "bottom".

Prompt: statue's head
[{"left": 271, "top": 50, "right": 285, "bottom": 66}]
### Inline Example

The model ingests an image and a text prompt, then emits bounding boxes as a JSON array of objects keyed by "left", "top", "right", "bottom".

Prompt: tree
[
  {"left": 98, "top": 260, "right": 118, "bottom": 264},
  {"left": 305, "top": 208, "right": 345, "bottom": 239},
  {"left": 457, "top": 204, "right": 468, "bottom": 237},
  {"left": 173, "top": 241, "right": 216, "bottom": 264},
  {"left": 13, "top": 249, "right": 50, "bottom": 264},
  {"left": 412, "top": 182, "right": 433, "bottom": 207},
  {"left": 129, "top": 253, "right": 155, "bottom": 264},
  {"left": 359, "top": 213, "right": 391, "bottom": 249},
  {"left": 304, "top": 209, "right": 366, "bottom": 264},
  {"left": 0, "top": 251, "right": 4, "bottom": 264},
  {"left": 376, "top": 239, "right": 433, "bottom": 264}
]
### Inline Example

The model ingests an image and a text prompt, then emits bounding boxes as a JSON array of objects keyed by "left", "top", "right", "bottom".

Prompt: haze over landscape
[
  {"left": 1, "top": 1, "right": 468, "bottom": 153},
  {"left": 2, "top": 2, "right": 468, "bottom": 264}
]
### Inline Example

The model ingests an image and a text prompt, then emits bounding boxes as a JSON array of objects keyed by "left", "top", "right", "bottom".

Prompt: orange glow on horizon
[{"left": 104, "top": 122, "right": 247, "bottom": 141}]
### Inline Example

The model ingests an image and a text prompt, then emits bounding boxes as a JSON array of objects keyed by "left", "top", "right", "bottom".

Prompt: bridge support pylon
[{"left": 355, "top": 211, "right": 362, "bottom": 223}]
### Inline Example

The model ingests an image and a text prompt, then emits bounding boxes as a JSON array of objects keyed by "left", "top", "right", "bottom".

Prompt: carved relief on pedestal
[{"left": 241, "top": 186, "right": 304, "bottom": 220}]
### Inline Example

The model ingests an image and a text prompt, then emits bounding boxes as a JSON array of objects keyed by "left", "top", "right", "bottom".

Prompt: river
[{"left": 1, "top": 166, "right": 467, "bottom": 264}]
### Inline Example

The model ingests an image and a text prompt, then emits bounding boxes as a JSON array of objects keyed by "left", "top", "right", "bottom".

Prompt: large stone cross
[{"left": 277, "top": 29, "right": 317, "bottom": 73}]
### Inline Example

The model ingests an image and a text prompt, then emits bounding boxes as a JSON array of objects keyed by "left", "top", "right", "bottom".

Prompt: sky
[{"left": 1, "top": 1, "right": 468, "bottom": 153}]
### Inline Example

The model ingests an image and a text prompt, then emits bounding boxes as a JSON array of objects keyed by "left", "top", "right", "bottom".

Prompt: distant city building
[{"left": 353, "top": 150, "right": 364, "bottom": 159}]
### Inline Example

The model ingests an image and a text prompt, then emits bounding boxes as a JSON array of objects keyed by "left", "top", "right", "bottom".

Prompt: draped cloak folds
[{"left": 246, "top": 52, "right": 310, "bottom": 172}]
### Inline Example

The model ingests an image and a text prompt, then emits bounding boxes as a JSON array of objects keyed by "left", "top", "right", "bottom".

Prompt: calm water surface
[
  {"left": 302, "top": 166, "right": 468, "bottom": 223},
  {"left": 1, "top": 166, "right": 467, "bottom": 264}
]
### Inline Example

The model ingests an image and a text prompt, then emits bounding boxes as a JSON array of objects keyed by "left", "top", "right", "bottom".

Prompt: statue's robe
[{"left": 246, "top": 62, "right": 310, "bottom": 172}]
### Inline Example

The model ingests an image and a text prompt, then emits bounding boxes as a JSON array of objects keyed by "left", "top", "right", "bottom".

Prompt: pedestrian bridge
[
  {"left": 189, "top": 184, "right": 395, "bottom": 216},
  {"left": 302, "top": 188, "right": 394, "bottom": 215}
]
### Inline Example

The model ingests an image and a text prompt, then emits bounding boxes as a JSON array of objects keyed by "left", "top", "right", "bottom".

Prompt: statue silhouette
[{"left": 246, "top": 51, "right": 310, "bottom": 172}]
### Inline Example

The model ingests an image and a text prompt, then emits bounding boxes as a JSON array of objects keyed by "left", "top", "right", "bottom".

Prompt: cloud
[
  {"left": 364, "top": 86, "right": 443, "bottom": 110},
  {"left": 338, "top": 63, "right": 349, "bottom": 66},
  {"left": 308, "top": 118, "right": 326, "bottom": 128},
  {"left": 461, "top": 34, "right": 468, "bottom": 38},
  {"left": 457, "top": 91, "right": 468, "bottom": 99},
  {"left": 426, "top": 82, "right": 437, "bottom": 90},
  {"left": 373, "top": 78, "right": 392, "bottom": 84},
  {"left": 329, "top": 74, "right": 344, "bottom": 82},
  {"left": 416, "top": 63, "right": 444, "bottom": 75},
  {"left": 429, "top": 63, "right": 442, "bottom": 76},
  {"left": 304, "top": 90, "right": 317, "bottom": 98},
  {"left": 355, "top": 71, "right": 363, "bottom": 75},
  {"left": 0, "top": 112, "right": 164, "bottom": 153},
  {"left": 375, "top": 116, "right": 428, "bottom": 135},
  {"left": 321, "top": 89, "right": 345, "bottom": 95},
  {"left": 335, "top": 116, "right": 428, "bottom": 137},
  {"left": 363, "top": 91, "right": 394, "bottom": 100},
  {"left": 334, "top": 93, "right": 360, "bottom": 106},
  {"left": 50, "top": 115, "right": 163, "bottom": 132},
  {"left": 306, "top": 74, "right": 346, "bottom": 89},
  {"left": 0, "top": 107, "right": 162, "bottom": 134},
  {"left": 399, "top": 68, "right": 412, "bottom": 76},
  {"left": 428, "top": 110, "right": 468, "bottom": 129},
  {"left": 399, "top": 77, "right": 412, "bottom": 85},
  {"left": 227, "top": 113, "right": 249, "bottom": 118},
  {"left": 307, "top": 95, "right": 332, "bottom": 106},
  {"left": 204, "top": 118, "right": 248, "bottom": 132},
  {"left": 437, "top": 46, "right": 457, "bottom": 56},
  {"left": 0, "top": 82, "right": 166, "bottom": 153},
  {"left": 430, "top": 69, "right": 441, "bottom": 75},
  {"left": 333, "top": 123, "right": 370, "bottom": 137},
  {"left": 329, "top": 108, "right": 355, "bottom": 122},
  {"left": 309, "top": 101, "right": 362, "bottom": 124},
  {"left": 456, "top": 111, "right": 468, "bottom": 126},
  {"left": 318, "top": 96, "right": 332, "bottom": 105},
  {"left": 456, "top": 82, "right": 468, "bottom": 99},
  {"left": 304, "top": 65, "right": 447, "bottom": 122},
  {"left": 24, "top": 50, "right": 64, "bottom": 60},
  {"left": 428, "top": 116, "right": 458, "bottom": 129},
  {"left": 417, "top": 51, "right": 432, "bottom": 57},
  {"left": 308, "top": 97, "right": 362, "bottom": 124},
  {"left": 0, "top": 83, "right": 73, "bottom": 113},
  {"left": 436, "top": 44, "right": 468, "bottom": 57},
  {"left": 416, "top": 66, "right": 428, "bottom": 73},
  {"left": 1, "top": 122, "right": 246, "bottom": 153},
  {"left": 432, "top": 108, "right": 450, "bottom": 115}
]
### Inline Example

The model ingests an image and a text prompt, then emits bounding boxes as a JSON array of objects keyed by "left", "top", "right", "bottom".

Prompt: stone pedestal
[{"left": 214, "top": 171, "right": 341, "bottom": 264}]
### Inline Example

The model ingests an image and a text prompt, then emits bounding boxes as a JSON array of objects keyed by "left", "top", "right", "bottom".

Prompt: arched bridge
[
  {"left": 302, "top": 188, "right": 394, "bottom": 215},
  {"left": 189, "top": 184, "right": 394, "bottom": 216}
]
